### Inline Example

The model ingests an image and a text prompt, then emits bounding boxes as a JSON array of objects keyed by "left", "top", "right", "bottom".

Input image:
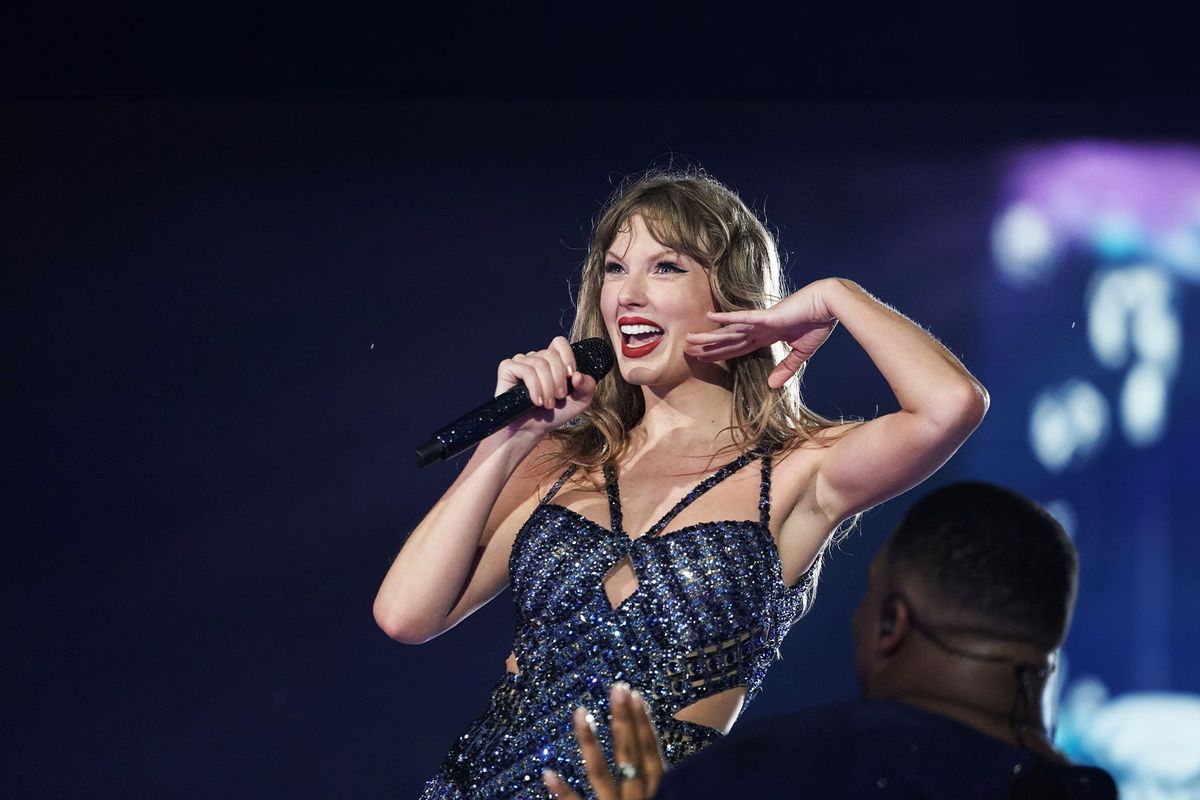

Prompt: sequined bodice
[{"left": 422, "top": 448, "right": 814, "bottom": 799}]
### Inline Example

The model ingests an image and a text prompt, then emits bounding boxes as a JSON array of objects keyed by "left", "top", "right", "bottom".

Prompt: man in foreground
[{"left": 544, "top": 482, "right": 1118, "bottom": 799}]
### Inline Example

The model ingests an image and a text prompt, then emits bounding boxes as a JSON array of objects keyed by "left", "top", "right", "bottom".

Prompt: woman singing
[{"left": 374, "top": 170, "right": 988, "bottom": 799}]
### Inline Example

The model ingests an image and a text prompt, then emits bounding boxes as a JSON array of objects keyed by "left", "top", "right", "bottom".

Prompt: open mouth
[{"left": 618, "top": 318, "right": 664, "bottom": 358}]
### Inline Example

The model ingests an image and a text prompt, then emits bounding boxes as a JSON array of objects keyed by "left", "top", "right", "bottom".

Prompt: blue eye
[
  {"left": 656, "top": 261, "right": 685, "bottom": 273},
  {"left": 604, "top": 262, "right": 626, "bottom": 274}
]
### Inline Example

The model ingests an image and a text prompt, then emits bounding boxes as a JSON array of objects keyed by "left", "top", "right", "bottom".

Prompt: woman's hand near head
[
  {"left": 768, "top": 278, "right": 989, "bottom": 543},
  {"left": 496, "top": 336, "right": 598, "bottom": 437},
  {"left": 684, "top": 279, "right": 840, "bottom": 388},
  {"left": 687, "top": 276, "right": 987, "bottom": 585}
]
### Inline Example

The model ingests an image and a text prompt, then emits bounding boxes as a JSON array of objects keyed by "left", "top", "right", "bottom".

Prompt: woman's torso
[{"left": 424, "top": 446, "right": 816, "bottom": 799}]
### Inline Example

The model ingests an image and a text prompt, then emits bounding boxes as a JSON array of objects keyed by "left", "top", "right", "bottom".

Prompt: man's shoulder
[
  {"left": 1010, "top": 762, "right": 1119, "bottom": 800},
  {"left": 655, "top": 700, "right": 1118, "bottom": 799},
  {"left": 705, "top": 698, "right": 949, "bottom": 745},
  {"left": 657, "top": 700, "right": 892, "bottom": 790}
]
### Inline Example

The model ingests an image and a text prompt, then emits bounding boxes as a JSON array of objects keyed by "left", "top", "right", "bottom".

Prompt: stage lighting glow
[
  {"left": 992, "top": 203, "right": 1057, "bottom": 286},
  {"left": 1132, "top": 302, "right": 1180, "bottom": 373},
  {"left": 1031, "top": 394, "right": 1073, "bottom": 472},
  {"left": 1087, "top": 272, "right": 1130, "bottom": 370},
  {"left": 1058, "top": 678, "right": 1200, "bottom": 794},
  {"left": 1121, "top": 363, "right": 1169, "bottom": 446},
  {"left": 1090, "top": 214, "right": 1143, "bottom": 260},
  {"left": 1066, "top": 381, "right": 1109, "bottom": 449},
  {"left": 1088, "top": 266, "right": 1179, "bottom": 375},
  {"left": 1084, "top": 265, "right": 1179, "bottom": 448},
  {"left": 1001, "top": 143, "right": 1200, "bottom": 282},
  {"left": 1030, "top": 380, "right": 1110, "bottom": 472}
]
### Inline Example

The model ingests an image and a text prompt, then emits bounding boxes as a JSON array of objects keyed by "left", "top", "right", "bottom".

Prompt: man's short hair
[{"left": 883, "top": 482, "right": 1078, "bottom": 650}]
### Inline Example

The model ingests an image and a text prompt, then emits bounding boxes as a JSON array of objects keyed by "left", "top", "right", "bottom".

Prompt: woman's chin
[
  {"left": 619, "top": 364, "right": 697, "bottom": 391},
  {"left": 618, "top": 364, "right": 666, "bottom": 388}
]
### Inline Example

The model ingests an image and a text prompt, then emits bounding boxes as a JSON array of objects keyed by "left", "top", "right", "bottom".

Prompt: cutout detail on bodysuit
[
  {"left": 665, "top": 627, "right": 764, "bottom": 732},
  {"left": 602, "top": 556, "right": 639, "bottom": 609},
  {"left": 672, "top": 687, "right": 747, "bottom": 734},
  {"left": 538, "top": 449, "right": 783, "bottom": 732},
  {"left": 425, "top": 447, "right": 816, "bottom": 797}
]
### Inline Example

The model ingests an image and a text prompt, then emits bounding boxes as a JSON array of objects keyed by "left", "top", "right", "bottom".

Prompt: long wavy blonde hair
[{"left": 550, "top": 169, "right": 845, "bottom": 472}]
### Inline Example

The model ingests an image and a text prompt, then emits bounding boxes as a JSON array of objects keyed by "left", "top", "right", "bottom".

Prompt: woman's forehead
[
  {"left": 607, "top": 210, "right": 709, "bottom": 262},
  {"left": 609, "top": 213, "right": 668, "bottom": 246}
]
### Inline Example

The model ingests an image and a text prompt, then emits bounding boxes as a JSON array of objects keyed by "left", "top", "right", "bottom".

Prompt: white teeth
[{"left": 619, "top": 324, "right": 663, "bottom": 335}]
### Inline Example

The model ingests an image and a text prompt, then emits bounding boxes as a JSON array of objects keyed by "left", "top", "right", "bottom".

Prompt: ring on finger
[{"left": 616, "top": 761, "right": 639, "bottom": 783}]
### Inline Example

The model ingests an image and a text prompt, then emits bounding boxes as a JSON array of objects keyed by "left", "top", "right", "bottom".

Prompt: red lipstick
[{"left": 618, "top": 316, "right": 664, "bottom": 359}]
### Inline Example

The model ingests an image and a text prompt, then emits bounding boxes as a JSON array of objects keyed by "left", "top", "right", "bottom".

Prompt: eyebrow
[{"left": 603, "top": 248, "right": 682, "bottom": 264}]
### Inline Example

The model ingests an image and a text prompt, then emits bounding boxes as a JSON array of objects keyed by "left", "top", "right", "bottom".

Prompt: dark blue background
[{"left": 5, "top": 8, "right": 1199, "bottom": 798}]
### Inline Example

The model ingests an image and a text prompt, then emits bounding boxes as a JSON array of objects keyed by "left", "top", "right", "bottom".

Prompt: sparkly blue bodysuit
[{"left": 420, "top": 448, "right": 814, "bottom": 799}]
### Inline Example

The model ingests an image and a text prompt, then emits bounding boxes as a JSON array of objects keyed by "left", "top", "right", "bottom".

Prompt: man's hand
[{"left": 543, "top": 683, "right": 667, "bottom": 800}]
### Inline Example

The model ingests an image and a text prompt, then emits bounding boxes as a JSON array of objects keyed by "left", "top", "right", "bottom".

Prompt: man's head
[{"left": 853, "top": 482, "right": 1079, "bottom": 695}]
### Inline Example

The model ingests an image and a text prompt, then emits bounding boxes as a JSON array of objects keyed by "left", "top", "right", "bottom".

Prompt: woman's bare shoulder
[
  {"left": 511, "top": 437, "right": 578, "bottom": 495},
  {"left": 482, "top": 438, "right": 577, "bottom": 543}
]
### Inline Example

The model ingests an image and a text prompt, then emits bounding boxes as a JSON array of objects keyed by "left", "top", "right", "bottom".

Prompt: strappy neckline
[{"left": 542, "top": 446, "right": 772, "bottom": 541}]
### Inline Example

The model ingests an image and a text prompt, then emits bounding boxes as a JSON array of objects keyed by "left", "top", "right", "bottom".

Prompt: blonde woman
[{"left": 375, "top": 170, "right": 989, "bottom": 799}]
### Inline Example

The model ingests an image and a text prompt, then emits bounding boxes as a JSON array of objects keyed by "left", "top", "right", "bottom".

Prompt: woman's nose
[{"left": 618, "top": 273, "right": 647, "bottom": 307}]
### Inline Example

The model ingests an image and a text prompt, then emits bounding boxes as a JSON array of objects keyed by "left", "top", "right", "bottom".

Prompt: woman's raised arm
[{"left": 686, "top": 277, "right": 988, "bottom": 528}]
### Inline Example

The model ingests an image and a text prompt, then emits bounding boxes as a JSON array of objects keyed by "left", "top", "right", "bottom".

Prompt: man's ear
[{"left": 878, "top": 593, "right": 910, "bottom": 655}]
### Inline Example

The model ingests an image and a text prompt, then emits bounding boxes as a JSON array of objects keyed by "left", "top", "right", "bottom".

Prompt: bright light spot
[
  {"left": 1085, "top": 265, "right": 1179, "bottom": 447},
  {"left": 1132, "top": 304, "right": 1181, "bottom": 374},
  {"left": 1077, "top": 689, "right": 1200, "bottom": 785},
  {"left": 1088, "top": 271, "right": 1131, "bottom": 369},
  {"left": 1059, "top": 680, "right": 1200, "bottom": 794},
  {"left": 1126, "top": 266, "right": 1172, "bottom": 308},
  {"left": 992, "top": 203, "right": 1057, "bottom": 287},
  {"left": 1065, "top": 382, "right": 1108, "bottom": 450},
  {"left": 1088, "top": 265, "right": 1179, "bottom": 373},
  {"left": 1121, "top": 363, "right": 1169, "bottom": 446},
  {"left": 1031, "top": 395, "right": 1074, "bottom": 472},
  {"left": 1030, "top": 380, "right": 1110, "bottom": 472}
]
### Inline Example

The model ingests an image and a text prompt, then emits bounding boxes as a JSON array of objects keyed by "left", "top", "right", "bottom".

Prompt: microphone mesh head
[{"left": 571, "top": 337, "right": 616, "bottom": 380}]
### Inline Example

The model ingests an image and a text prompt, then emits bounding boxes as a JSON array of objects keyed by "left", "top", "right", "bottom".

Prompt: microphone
[{"left": 414, "top": 337, "right": 615, "bottom": 468}]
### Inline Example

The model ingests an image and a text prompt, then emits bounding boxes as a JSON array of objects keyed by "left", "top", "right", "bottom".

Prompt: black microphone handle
[
  {"left": 414, "top": 337, "right": 615, "bottom": 468},
  {"left": 414, "top": 383, "right": 535, "bottom": 467}
]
